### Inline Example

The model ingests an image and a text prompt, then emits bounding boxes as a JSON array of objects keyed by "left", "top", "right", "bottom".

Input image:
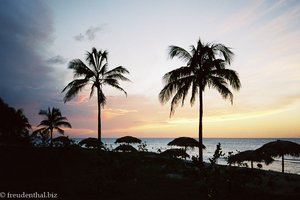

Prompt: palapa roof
[
  {"left": 228, "top": 150, "right": 274, "bottom": 165},
  {"left": 256, "top": 140, "right": 300, "bottom": 157},
  {"left": 51, "top": 136, "right": 71, "bottom": 143},
  {"left": 115, "top": 136, "right": 142, "bottom": 144},
  {"left": 51, "top": 136, "right": 72, "bottom": 146},
  {"left": 167, "top": 137, "right": 206, "bottom": 149},
  {"left": 79, "top": 137, "right": 103, "bottom": 148},
  {"left": 114, "top": 144, "right": 137, "bottom": 152},
  {"left": 160, "top": 148, "right": 190, "bottom": 159}
]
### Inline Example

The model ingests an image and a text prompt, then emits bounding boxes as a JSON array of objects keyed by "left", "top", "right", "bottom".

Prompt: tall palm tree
[
  {"left": 62, "top": 47, "right": 130, "bottom": 144},
  {"left": 159, "top": 38, "right": 241, "bottom": 163},
  {"left": 33, "top": 107, "right": 71, "bottom": 141}
]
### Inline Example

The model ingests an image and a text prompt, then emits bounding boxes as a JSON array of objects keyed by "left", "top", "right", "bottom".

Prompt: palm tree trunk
[
  {"left": 97, "top": 87, "right": 102, "bottom": 147},
  {"left": 50, "top": 129, "right": 53, "bottom": 141},
  {"left": 199, "top": 90, "right": 203, "bottom": 163},
  {"left": 282, "top": 154, "right": 284, "bottom": 173}
]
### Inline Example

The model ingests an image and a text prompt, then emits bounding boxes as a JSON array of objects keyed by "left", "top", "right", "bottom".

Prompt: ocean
[{"left": 74, "top": 138, "right": 300, "bottom": 174}]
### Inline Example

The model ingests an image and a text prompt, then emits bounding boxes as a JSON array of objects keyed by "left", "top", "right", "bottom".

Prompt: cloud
[
  {"left": 86, "top": 26, "right": 102, "bottom": 40},
  {"left": 63, "top": 128, "right": 96, "bottom": 138},
  {"left": 0, "top": 0, "right": 64, "bottom": 124},
  {"left": 46, "top": 55, "right": 67, "bottom": 64},
  {"left": 103, "top": 108, "right": 138, "bottom": 120},
  {"left": 67, "top": 94, "right": 90, "bottom": 105},
  {"left": 74, "top": 25, "right": 102, "bottom": 41},
  {"left": 74, "top": 33, "right": 84, "bottom": 41}
]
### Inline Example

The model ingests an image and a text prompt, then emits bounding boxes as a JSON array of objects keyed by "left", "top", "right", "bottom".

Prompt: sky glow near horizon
[{"left": 0, "top": 0, "right": 300, "bottom": 138}]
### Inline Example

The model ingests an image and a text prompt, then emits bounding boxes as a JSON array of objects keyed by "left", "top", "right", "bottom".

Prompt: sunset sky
[{"left": 1, "top": 0, "right": 299, "bottom": 138}]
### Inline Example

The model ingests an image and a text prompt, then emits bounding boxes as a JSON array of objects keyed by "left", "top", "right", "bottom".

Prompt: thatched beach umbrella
[
  {"left": 256, "top": 140, "right": 300, "bottom": 173},
  {"left": 51, "top": 136, "right": 72, "bottom": 147},
  {"left": 114, "top": 144, "right": 137, "bottom": 152},
  {"left": 168, "top": 137, "right": 206, "bottom": 151},
  {"left": 160, "top": 149, "right": 190, "bottom": 159},
  {"left": 115, "top": 136, "right": 142, "bottom": 144},
  {"left": 228, "top": 150, "right": 274, "bottom": 168},
  {"left": 79, "top": 137, "right": 103, "bottom": 149}
]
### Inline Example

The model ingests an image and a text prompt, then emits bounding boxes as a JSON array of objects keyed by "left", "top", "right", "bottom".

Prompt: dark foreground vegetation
[{"left": 1, "top": 147, "right": 299, "bottom": 200}]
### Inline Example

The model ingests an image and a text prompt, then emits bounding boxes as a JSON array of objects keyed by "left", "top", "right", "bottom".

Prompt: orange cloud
[
  {"left": 67, "top": 94, "right": 90, "bottom": 105},
  {"left": 63, "top": 127, "right": 96, "bottom": 137},
  {"left": 102, "top": 108, "right": 138, "bottom": 120}
]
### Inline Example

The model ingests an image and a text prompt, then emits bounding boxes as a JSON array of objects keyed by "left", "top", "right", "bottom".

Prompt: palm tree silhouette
[
  {"left": 159, "top": 38, "right": 241, "bottom": 163},
  {"left": 33, "top": 107, "right": 71, "bottom": 141},
  {"left": 62, "top": 47, "right": 130, "bottom": 144}
]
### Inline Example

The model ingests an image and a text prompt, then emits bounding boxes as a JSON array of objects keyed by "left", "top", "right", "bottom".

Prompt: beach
[{"left": 75, "top": 138, "right": 300, "bottom": 174}]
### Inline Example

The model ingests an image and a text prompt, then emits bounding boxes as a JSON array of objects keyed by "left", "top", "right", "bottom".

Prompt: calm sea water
[{"left": 74, "top": 138, "right": 300, "bottom": 174}]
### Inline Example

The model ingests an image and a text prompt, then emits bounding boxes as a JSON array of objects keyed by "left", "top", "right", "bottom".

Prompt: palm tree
[
  {"left": 33, "top": 107, "right": 71, "bottom": 141},
  {"left": 159, "top": 38, "right": 241, "bottom": 163},
  {"left": 62, "top": 47, "right": 130, "bottom": 144}
]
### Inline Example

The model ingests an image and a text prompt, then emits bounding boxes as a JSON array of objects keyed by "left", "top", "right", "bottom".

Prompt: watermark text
[{"left": 0, "top": 192, "right": 58, "bottom": 199}]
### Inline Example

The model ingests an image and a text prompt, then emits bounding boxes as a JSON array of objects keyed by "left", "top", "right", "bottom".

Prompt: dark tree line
[{"left": 0, "top": 98, "right": 31, "bottom": 145}]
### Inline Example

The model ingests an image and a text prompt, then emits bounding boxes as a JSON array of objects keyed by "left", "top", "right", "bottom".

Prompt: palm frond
[
  {"left": 55, "top": 121, "right": 72, "bottom": 128},
  {"left": 168, "top": 46, "right": 192, "bottom": 62},
  {"left": 32, "top": 127, "right": 47, "bottom": 136},
  {"left": 212, "top": 69, "right": 241, "bottom": 90},
  {"left": 212, "top": 59, "right": 226, "bottom": 69},
  {"left": 208, "top": 76, "right": 234, "bottom": 104},
  {"left": 86, "top": 50, "right": 97, "bottom": 72},
  {"left": 162, "top": 66, "right": 192, "bottom": 84},
  {"left": 159, "top": 79, "right": 183, "bottom": 104},
  {"left": 106, "top": 73, "right": 131, "bottom": 82},
  {"left": 190, "top": 82, "right": 198, "bottom": 106},
  {"left": 159, "top": 83, "right": 175, "bottom": 104},
  {"left": 169, "top": 80, "right": 193, "bottom": 116},
  {"left": 98, "top": 89, "right": 107, "bottom": 107},
  {"left": 196, "top": 38, "right": 205, "bottom": 51},
  {"left": 54, "top": 116, "right": 68, "bottom": 123},
  {"left": 99, "top": 50, "right": 108, "bottom": 71},
  {"left": 105, "top": 66, "right": 130, "bottom": 76},
  {"left": 89, "top": 83, "right": 97, "bottom": 99},
  {"left": 38, "top": 109, "right": 48, "bottom": 117},
  {"left": 55, "top": 127, "right": 65, "bottom": 135},
  {"left": 159, "top": 76, "right": 194, "bottom": 104},
  {"left": 38, "top": 120, "right": 51, "bottom": 127},
  {"left": 62, "top": 78, "right": 90, "bottom": 102},
  {"left": 51, "top": 107, "right": 62, "bottom": 116},
  {"left": 93, "top": 48, "right": 100, "bottom": 69},
  {"left": 99, "top": 63, "right": 108, "bottom": 75},
  {"left": 213, "top": 44, "right": 234, "bottom": 64},
  {"left": 68, "top": 59, "right": 95, "bottom": 78},
  {"left": 103, "top": 79, "right": 127, "bottom": 96}
]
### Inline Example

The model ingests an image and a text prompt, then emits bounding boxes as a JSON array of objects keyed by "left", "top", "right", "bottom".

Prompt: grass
[{"left": 0, "top": 146, "right": 299, "bottom": 200}]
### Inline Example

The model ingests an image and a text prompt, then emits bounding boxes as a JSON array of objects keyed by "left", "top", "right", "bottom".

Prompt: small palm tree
[
  {"left": 159, "top": 38, "right": 241, "bottom": 163},
  {"left": 33, "top": 107, "right": 71, "bottom": 141},
  {"left": 62, "top": 47, "right": 130, "bottom": 144}
]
